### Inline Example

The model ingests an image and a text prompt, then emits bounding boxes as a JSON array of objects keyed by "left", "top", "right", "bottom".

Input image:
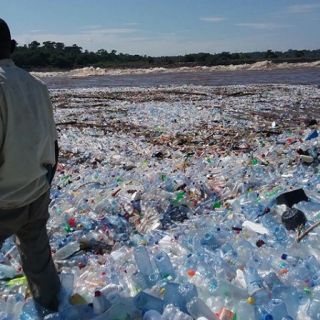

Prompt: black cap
[{"left": 281, "top": 208, "right": 307, "bottom": 231}]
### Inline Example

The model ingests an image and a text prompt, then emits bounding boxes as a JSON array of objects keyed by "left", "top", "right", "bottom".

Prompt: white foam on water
[{"left": 31, "top": 60, "right": 320, "bottom": 78}]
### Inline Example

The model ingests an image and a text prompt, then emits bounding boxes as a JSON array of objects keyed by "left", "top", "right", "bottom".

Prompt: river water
[{"left": 41, "top": 67, "right": 320, "bottom": 89}]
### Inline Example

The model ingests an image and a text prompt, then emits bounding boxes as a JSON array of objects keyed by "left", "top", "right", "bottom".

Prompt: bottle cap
[
  {"left": 281, "top": 208, "right": 307, "bottom": 230},
  {"left": 188, "top": 269, "right": 195, "bottom": 276},
  {"left": 281, "top": 254, "right": 288, "bottom": 260},
  {"left": 94, "top": 291, "right": 101, "bottom": 297},
  {"left": 264, "top": 314, "right": 273, "bottom": 320},
  {"left": 247, "top": 297, "right": 255, "bottom": 305}
]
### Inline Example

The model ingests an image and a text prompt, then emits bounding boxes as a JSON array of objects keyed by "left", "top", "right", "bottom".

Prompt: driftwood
[
  {"left": 56, "top": 121, "right": 113, "bottom": 131},
  {"left": 73, "top": 181, "right": 106, "bottom": 192},
  {"left": 296, "top": 220, "right": 320, "bottom": 243}
]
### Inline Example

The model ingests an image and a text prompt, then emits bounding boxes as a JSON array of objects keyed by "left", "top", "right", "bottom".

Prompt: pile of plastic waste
[{"left": 0, "top": 84, "right": 320, "bottom": 319}]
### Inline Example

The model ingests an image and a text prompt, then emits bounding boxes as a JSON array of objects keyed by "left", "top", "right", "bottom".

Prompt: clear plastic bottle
[
  {"left": 162, "top": 304, "right": 179, "bottom": 320},
  {"left": 93, "top": 290, "right": 111, "bottom": 315},
  {"left": 253, "top": 305, "right": 273, "bottom": 320},
  {"left": 163, "top": 283, "right": 185, "bottom": 312},
  {"left": 268, "top": 299, "right": 289, "bottom": 320},
  {"left": 243, "top": 267, "right": 271, "bottom": 304},
  {"left": 186, "top": 297, "right": 219, "bottom": 320},
  {"left": 58, "top": 271, "right": 75, "bottom": 311},
  {"left": 133, "top": 245, "right": 154, "bottom": 277},
  {"left": 143, "top": 310, "right": 163, "bottom": 320},
  {"left": 133, "top": 291, "right": 164, "bottom": 314},
  {"left": 235, "top": 299, "right": 255, "bottom": 320},
  {"left": 271, "top": 285, "right": 300, "bottom": 319},
  {"left": 54, "top": 241, "right": 80, "bottom": 260},
  {"left": 0, "top": 264, "right": 16, "bottom": 279},
  {"left": 154, "top": 251, "right": 176, "bottom": 279}
]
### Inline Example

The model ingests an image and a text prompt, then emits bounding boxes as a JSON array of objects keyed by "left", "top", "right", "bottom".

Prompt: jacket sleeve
[{"left": 0, "top": 87, "right": 5, "bottom": 150}]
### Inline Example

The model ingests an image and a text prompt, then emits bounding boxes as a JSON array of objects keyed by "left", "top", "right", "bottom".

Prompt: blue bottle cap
[
  {"left": 281, "top": 253, "right": 288, "bottom": 260},
  {"left": 264, "top": 314, "right": 273, "bottom": 320}
]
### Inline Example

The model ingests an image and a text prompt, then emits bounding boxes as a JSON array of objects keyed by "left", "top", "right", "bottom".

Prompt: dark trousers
[{"left": 0, "top": 190, "right": 60, "bottom": 310}]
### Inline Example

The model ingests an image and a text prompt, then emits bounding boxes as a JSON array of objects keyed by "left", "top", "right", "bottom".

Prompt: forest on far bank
[{"left": 11, "top": 40, "right": 320, "bottom": 70}]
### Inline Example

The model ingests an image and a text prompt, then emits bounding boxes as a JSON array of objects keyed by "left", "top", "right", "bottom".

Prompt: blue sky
[{"left": 1, "top": 0, "right": 320, "bottom": 56}]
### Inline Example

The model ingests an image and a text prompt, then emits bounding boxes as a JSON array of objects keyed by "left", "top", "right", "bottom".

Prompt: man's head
[{"left": 0, "top": 18, "right": 15, "bottom": 59}]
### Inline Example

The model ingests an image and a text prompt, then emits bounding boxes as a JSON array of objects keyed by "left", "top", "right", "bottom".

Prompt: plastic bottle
[
  {"left": 186, "top": 297, "right": 219, "bottom": 320},
  {"left": 143, "top": 310, "right": 163, "bottom": 320},
  {"left": 205, "top": 276, "right": 248, "bottom": 299},
  {"left": 200, "top": 232, "right": 220, "bottom": 250},
  {"left": 54, "top": 241, "right": 80, "bottom": 260},
  {"left": 58, "top": 271, "right": 75, "bottom": 311},
  {"left": 162, "top": 304, "right": 180, "bottom": 320},
  {"left": 0, "top": 264, "right": 16, "bottom": 279},
  {"left": 243, "top": 267, "right": 270, "bottom": 304},
  {"left": 280, "top": 253, "right": 302, "bottom": 267},
  {"left": 268, "top": 299, "right": 289, "bottom": 320},
  {"left": 271, "top": 285, "right": 300, "bottom": 319},
  {"left": 93, "top": 290, "right": 111, "bottom": 315},
  {"left": 253, "top": 305, "right": 273, "bottom": 320},
  {"left": 43, "top": 304, "right": 94, "bottom": 320},
  {"left": 172, "top": 310, "right": 193, "bottom": 320},
  {"left": 178, "top": 282, "right": 198, "bottom": 304},
  {"left": 154, "top": 251, "right": 176, "bottom": 279},
  {"left": 133, "top": 291, "right": 164, "bottom": 314},
  {"left": 133, "top": 245, "right": 154, "bottom": 277},
  {"left": 306, "top": 298, "right": 320, "bottom": 320},
  {"left": 20, "top": 299, "right": 42, "bottom": 320},
  {"left": 235, "top": 299, "right": 255, "bottom": 320},
  {"left": 260, "top": 214, "right": 287, "bottom": 242},
  {"left": 163, "top": 283, "right": 185, "bottom": 312},
  {"left": 131, "top": 271, "right": 149, "bottom": 290},
  {"left": 264, "top": 272, "right": 284, "bottom": 291}
]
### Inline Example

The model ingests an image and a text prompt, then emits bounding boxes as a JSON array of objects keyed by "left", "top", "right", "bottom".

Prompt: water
[{"left": 41, "top": 68, "right": 320, "bottom": 89}]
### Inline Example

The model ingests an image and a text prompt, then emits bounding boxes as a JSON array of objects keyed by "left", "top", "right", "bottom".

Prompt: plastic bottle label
[
  {"left": 248, "top": 280, "right": 267, "bottom": 297},
  {"left": 218, "top": 308, "right": 236, "bottom": 320}
]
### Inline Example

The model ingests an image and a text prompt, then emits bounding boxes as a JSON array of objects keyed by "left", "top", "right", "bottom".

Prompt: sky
[{"left": 1, "top": 0, "right": 320, "bottom": 57}]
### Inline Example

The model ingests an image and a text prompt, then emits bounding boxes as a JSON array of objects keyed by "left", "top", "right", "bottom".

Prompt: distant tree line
[{"left": 11, "top": 40, "right": 320, "bottom": 70}]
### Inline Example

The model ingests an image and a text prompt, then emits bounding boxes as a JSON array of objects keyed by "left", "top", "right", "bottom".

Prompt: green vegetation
[{"left": 11, "top": 41, "right": 320, "bottom": 70}]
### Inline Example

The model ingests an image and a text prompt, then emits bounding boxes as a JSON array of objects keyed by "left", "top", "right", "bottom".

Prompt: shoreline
[{"left": 32, "top": 60, "right": 320, "bottom": 78}]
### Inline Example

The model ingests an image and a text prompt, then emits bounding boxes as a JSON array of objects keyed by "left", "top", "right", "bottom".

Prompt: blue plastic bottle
[
  {"left": 268, "top": 299, "right": 289, "bottom": 320},
  {"left": 163, "top": 283, "right": 185, "bottom": 312},
  {"left": 133, "top": 291, "right": 164, "bottom": 314},
  {"left": 58, "top": 271, "right": 75, "bottom": 311},
  {"left": 154, "top": 251, "right": 176, "bottom": 279},
  {"left": 133, "top": 245, "right": 154, "bottom": 277}
]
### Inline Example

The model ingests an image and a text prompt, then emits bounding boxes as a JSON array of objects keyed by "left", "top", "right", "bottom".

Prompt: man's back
[{"left": 0, "top": 58, "right": 57, "bottom": 208}]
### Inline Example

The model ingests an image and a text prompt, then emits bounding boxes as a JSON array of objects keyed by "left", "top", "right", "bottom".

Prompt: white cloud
[
  {"left": 124, "top": 22, "right": 140, "bottom": 26},
  {"left": 78, "top": 25, "right": 102, "bottom": 30},
  {"left": 158, "top": 32, "right": 177, "bottom": 37},
  {"left": 237, "top": 23, "right": 291, "bottom": 30},
  {"left": 288, "top": 4, "right": 320, "bottom": 14},
  {"left": 29, "top": 29, "right": 44, "bottom": 33},
  {"left": 80, "top": 28, "right": 139, "bottom": 35},
  {"left": 200, "top": 17, "right": 226, "bottom": 23}
]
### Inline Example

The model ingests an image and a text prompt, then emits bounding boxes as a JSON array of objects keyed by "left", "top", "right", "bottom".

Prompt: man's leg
[
  {"left": 0, "top": 206, "right": 28, "bottom": 250},
  {"left": 15, "top": 190, "right": 60, "bottom": 311}
]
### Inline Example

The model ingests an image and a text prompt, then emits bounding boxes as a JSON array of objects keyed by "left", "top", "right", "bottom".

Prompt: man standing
[{"left": 0, "top": 18, "right": 60, "bottom": 311}]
